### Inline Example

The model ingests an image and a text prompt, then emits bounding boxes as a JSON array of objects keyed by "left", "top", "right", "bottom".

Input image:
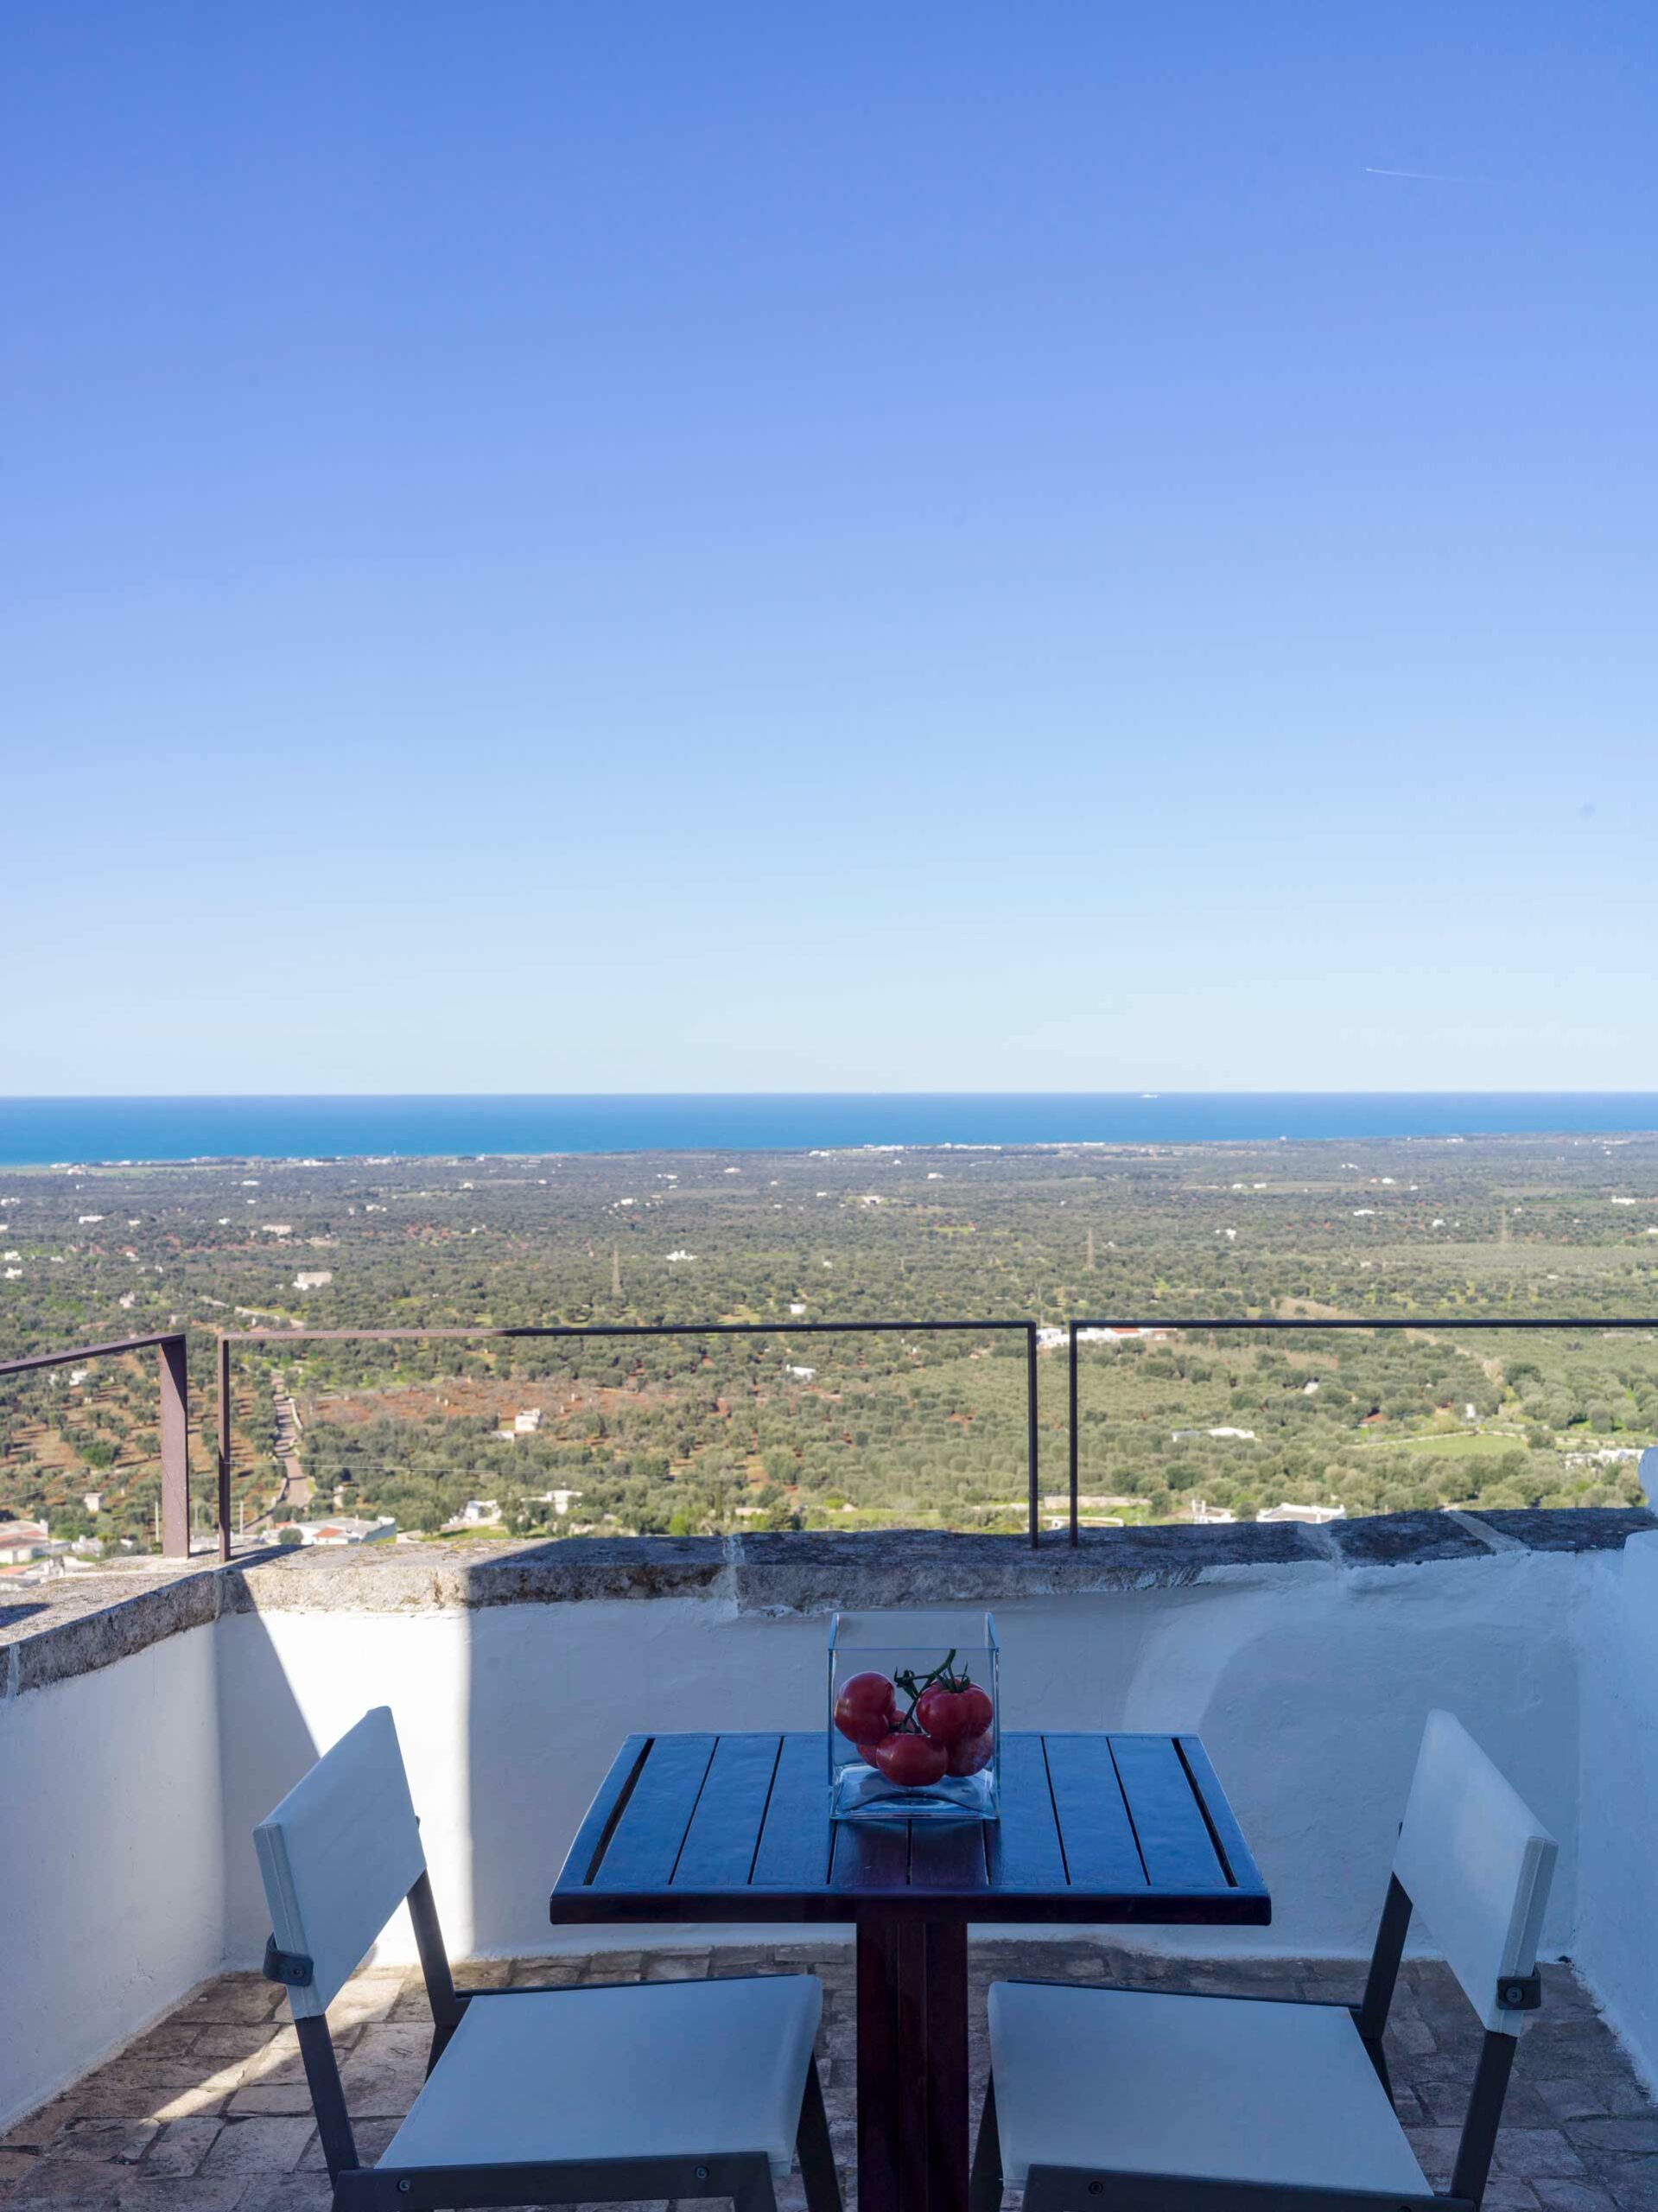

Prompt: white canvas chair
[
  {"left": 971, "top": 1709, "right": 1558, "bottom": 2212},
  {"left": 255, "top": 1707, "right": 840, "bottom": 2212}
]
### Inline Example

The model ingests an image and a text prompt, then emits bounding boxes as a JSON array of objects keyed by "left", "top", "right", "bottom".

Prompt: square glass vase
[{"left": 828, "top": 1610, "right": 1000, "bottom": 1823}]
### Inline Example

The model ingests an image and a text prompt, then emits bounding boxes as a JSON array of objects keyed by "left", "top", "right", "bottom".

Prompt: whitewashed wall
[
  {"left": 216, "top": 1549, "right": 1585, "bottom": 1968},
  {"left": 1572, "top": 1531, "right": 1658, "bottom": 2089},
  {"left": 0, "top": 1624, "right": 225, "bottom": 2133}
]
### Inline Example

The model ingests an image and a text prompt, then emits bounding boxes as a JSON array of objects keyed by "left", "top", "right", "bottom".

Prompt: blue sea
[{"left": 2, "top": 1095, "right": 1657, "bottom": 1166}]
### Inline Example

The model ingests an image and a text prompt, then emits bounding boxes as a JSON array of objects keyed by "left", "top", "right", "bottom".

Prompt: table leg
[{"left": 856, "top": 1913, "right": 970, "bottom": 2212}]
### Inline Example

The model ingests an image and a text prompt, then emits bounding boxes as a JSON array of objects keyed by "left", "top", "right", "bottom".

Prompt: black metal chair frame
[
  {"left": 270, "top": 1870, "right": 841, "bottom": 2212},
  {"left": 970, "top": 1871, "right": 1539, "bottom": 2212}
]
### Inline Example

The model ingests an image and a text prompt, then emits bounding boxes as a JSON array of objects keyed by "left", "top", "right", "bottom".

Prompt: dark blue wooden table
[{"left": 551, "top": 1730, "right": 1269, "bottom": 2212}]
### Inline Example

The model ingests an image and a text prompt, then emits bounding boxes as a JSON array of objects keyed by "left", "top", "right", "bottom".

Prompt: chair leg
[
  {"left": 735, "top": 2162, "right": 780, "bottom": 2212},
  {"left": 796, "top": 2052, "right": 842, "bottom": 2212},
  {"left": 970, "top": 2071, "right": 1003, "bottom": 2212}
]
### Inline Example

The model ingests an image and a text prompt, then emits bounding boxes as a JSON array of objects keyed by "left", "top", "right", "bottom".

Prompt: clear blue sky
[{"left": 5, "top": 2, "right": 1655, "bottom": 1094}]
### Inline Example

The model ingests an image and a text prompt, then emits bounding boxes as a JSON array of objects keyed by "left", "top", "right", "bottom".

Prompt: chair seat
[
  {"left": 380, "top": 1974, "right": 822, "bottom": 2181},
  {"left": 988, "top": 1982, "right": 1430, "bottom": 2195}
]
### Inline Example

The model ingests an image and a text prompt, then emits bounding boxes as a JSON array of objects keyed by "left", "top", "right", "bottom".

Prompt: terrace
[{"left": 7, "top": 1510, "right": 1658, "bottom": 2210}]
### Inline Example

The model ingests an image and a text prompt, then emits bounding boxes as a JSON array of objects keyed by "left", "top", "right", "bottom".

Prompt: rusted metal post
[
  {"left": 158, "top": 1333, "right": 190, "bottom": 1558},
  {"left": 217, "top": 1333, "right": 232, "bottom": 1561}
]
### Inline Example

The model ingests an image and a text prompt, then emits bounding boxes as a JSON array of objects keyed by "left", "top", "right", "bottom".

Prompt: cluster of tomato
[{"left": 833, "top": 1664, "right": 994, "bottom": 1787}]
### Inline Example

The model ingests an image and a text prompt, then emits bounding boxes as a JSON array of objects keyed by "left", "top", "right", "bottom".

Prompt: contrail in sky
[{"left": 1364, "top": 166, "right": 1467, "bottom": 182}]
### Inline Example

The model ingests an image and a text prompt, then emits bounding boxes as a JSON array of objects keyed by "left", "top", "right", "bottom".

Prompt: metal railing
[
  {"left": 218, "top": 1319, "right": 1044, "bottom": 1553},
  {"left": 9, "top": 1311, "right": 1655, "bottom": 1564},
  {"left": 1064, "top": 1314, "right": 1658, "bottom": 1547},
  {"left": 0, "top": 1332, "right": 193, "bottom": 1557}
]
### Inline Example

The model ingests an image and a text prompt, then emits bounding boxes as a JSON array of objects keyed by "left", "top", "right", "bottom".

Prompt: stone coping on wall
[{"left": 3, "top": 1508, "right": 1655, "bottom": 1700}]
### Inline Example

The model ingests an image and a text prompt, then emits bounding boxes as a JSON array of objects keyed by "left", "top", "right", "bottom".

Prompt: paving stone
[
  {"left": 178, "top": 2024, "right": 279, "bottom": 2063},
  {"left": 137, "top": 2067, "right": 249, "bottom": 2126},
  {"left": 322, "top": 1971, "right": 409, "bottom": 2031},
  {"left": 334, "top": 2025, "right": 433, "bottom": 2117},
  {"left": 297, "top": 2116, "right": 398, "bottom": 2171},
  {"left": 233, "top": 2030, "right": 308, "bottom": 2089},
  {"left": 1497, "top": 2133, "right": 1590, "bottom": 2178},
  {"left": 1600, "top": 2084, "right": 1658, "bottom": 2120},
  {"left": 171, "top": 1979, "right": 286, "bottom": 2027},
  {"left": 1407, "top": 2066, "right": 1490, "bottom": 2128},
  {"left": 0, "top": 2107, "right": 76, "bottom": 2156},
  {"left": 114, "top": 2025, "right": 200, "bottom": 2063},
  {"left": 26, "top": 2125, "right": 156, "bottom": 2170},
  {"left": 1028, "top": 1949, "right": 1112, "bottom": 1983},
  {"left": 5, "top": 2163, "right": 122, "bottom": 2208},
  {"left": 197, "top": 2117, "right": 314, "bottom": 2180},
  {"left": 1536, "top": 2081, "right": 1616, "bottom": 2125},
  {"left": 1540, "top": 1972, "right": 1605, "bottom": 2022},
  {"left": 454, "top": 1959, "right": 514, "bottom": 1992},
  {"left": 1572, "top": 2124, "right": 1658, "bottom": 2158},
  {"left": 22, "top": 2063, "right": 228, "bottom": 2128},
  {"left": 4, "top": 2124, "right": 157, "bottom": 2209},
  {"left": 508, "top": 1955, "right": 585, "bottom": 1986},
  {"left": 1599, "top": 2160, "right": 1658, "bottom": 2212},
  {"left": 701, "top": 1948, "right": 775, "bottom": 1979},
  {"left": 643, "top": 1951, "right": 714, "bottom": 1981},
  {"left": 583, "top": 1950, "right": 645, "bottom": 1980},
  {"left": 1523, "top": 2026, "right": 1628, "bottom": 2075},
  {"left": 236, "top": 2177, "right": 340, "bottom": 2211},
  {"left": 1405, "top": 2126, "right": 1463, "bottom": 2182},
  {"left": 137, "top": 2120, "right": 224, "bottom": 2177},
  {"left": 224, "top": 2084, "right": 314, "bottom": 2119},
  {"left": 1533, "top": 2184, "right": 1623, "bottom": 2212},
  {"left": 114, "top": 2178, "right": 251, "bottom": 2209},
  {"left": 1506, "top": 2086, "right": 1584, "bottom": 2131},
  {"left": 1481, "top": 2179, "right": 1543, "bottom": 2210}
]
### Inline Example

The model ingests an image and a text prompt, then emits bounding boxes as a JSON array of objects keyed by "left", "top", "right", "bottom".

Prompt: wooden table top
[{"left": 549, "top": 1730, "right": 1270, "bottom": 1924}]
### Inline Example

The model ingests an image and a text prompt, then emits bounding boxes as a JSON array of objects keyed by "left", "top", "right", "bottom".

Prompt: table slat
[
  {"left": 1043, "top": 1732, "right": 1147, "bottom": 1890},
  {"left": 751, "top": 1731, "right": 835, "bottom": 1890},
  {"left": 590, "top": 1732, "right": 716, "bottom": 1891},
  {"left": 1177, "top": 1734, "right": 1267, "bottom": 1895},
  {"left": 554, "top": 1732, "right": 653, "bottom": 1891},
  {"left": 985, "top": 1732, "right": 1069, "bottom": 1892},
  {"left": 672, "top": 1733, "right": 783, "bottom": 1888},
  {"left": 1110, "top": 1733, "right": 1229, "bottom": 1890}
]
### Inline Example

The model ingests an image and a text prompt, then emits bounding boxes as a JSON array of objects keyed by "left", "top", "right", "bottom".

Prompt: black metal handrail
[{"left": 1064, "top": 1314, "right": 1658, "bottom": 1547}]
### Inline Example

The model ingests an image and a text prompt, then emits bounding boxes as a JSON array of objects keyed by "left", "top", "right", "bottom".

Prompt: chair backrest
[
  {"left": 1394, "top": 1709, "right": 1558, "bottom": 2033},
  {"left": 253, "top": 1707, "right": 425, "bottom": 2021}
]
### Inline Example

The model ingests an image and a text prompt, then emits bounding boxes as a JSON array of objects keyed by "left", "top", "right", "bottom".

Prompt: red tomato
[
  {"left": 916, "top": 1682, "right": 994, "bottom": 1745},
  {"left": 834, "top": 1671, "right": 898, "bottom": 1745},
  {"left": 956, "top": 1685, "right": 993, "bottom": 1738},
  {"left": 946, "top": 1729, "right": 993, "bottom": 1777},
  {"left": 873, "top": 1732, "right": 949, "bottom": 1787}
]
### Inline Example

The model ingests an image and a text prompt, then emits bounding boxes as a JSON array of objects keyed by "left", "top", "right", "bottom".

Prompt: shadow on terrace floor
[{"left": 2, "top": 1948, "right": 1649, "bottom": 2212}]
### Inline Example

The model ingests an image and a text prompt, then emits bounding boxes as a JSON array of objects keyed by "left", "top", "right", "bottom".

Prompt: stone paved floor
[{"left": 3, "top": 1945, "right": 1653, "bottom": 2210}]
